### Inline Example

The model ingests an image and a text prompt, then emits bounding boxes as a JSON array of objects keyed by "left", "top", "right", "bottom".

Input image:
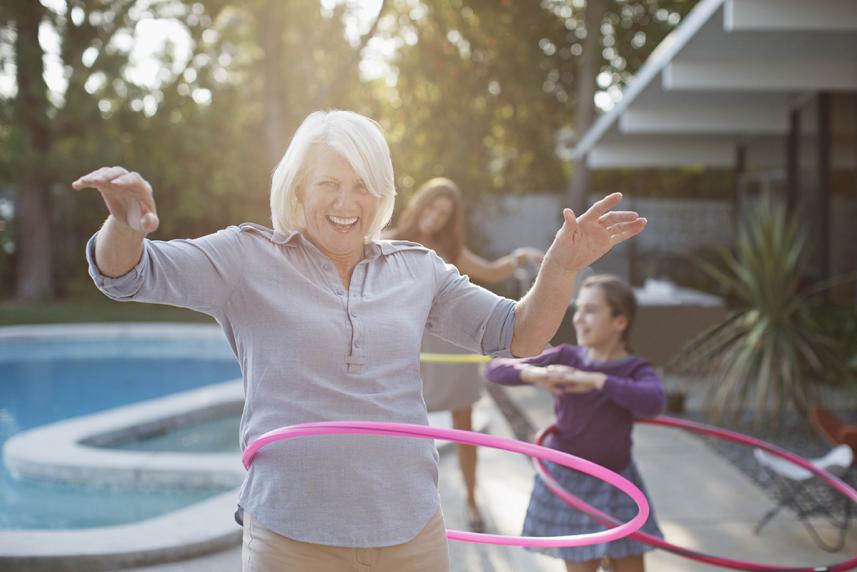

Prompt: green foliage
[
  {"left": 1, "top": 0, "right": 699, "bottom": 301},
  {"left": 668, "top": 196, "right": 842, "bottom": 428},
  {"left": 371, "top": 0, "right": 694, "bottom": 215},
  {"left": 812, "top": 299, "right": 857, "bottom": 391}
]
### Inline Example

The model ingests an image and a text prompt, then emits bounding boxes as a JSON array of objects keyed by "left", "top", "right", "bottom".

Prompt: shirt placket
[{"left": 346, "top": 263, "right": 366, "bottom": 372}]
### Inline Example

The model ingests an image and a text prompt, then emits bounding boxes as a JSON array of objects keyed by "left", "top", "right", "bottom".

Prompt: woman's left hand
[{"left": 545, "top": 193, "right": 646, "bottom": 272}]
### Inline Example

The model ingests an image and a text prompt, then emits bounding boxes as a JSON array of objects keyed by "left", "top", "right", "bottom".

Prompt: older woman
[{"left": 73, "top": 110, "right": 646, "bottom": 572}]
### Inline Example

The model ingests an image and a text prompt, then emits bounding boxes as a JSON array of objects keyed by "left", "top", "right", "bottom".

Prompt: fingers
[
  {"left": 580, "top": 192, "right": 622, "bottom": 222},
  {"left": 558, "top": 208, "right": 577, "bottom": 235},
  {"left": 140, "top": 211, "right": 160, "bottom": 234},
  {"left": 608, "top": 218, "right": 647, "bottom": 245},
  {"left": 72, "top": 167, "right": 159, "bottom": 234},
  {"left": 72, "top": 166, "right": 129, "bottom": 190},
  {"left": 598, "top": 211, "right": 639, "bottom": 226},
  {"left": 561, "top": 208, "right": 575, "bottom": 225},
  {"left": 110, "top": 171, "right": 152, "bottom": 197},
  {"left": 112, "top": 172, "right": 158, "bottom": 233}
]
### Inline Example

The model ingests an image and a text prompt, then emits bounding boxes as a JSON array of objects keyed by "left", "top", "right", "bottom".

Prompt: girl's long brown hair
[{"left": 390, "top": 177, "right": 464, "bottom": 263}]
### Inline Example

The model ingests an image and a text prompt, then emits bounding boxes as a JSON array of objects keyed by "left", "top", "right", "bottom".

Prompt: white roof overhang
[{"left": 572, "top": 0, "right": 857, "bottom": 169}]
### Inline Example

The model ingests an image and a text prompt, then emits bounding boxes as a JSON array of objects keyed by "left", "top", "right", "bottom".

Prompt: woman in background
[{"left": 389, "top": 177, "right": 543, "bottom": 531}]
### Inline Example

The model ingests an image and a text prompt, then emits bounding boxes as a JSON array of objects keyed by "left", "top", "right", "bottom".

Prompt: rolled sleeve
[
  {"left": 426, "top": 252, "right": 516, "bottom": 355},
  {"left": 85, "top": 226, "right": 245, "bottom": 316},
  {"left": 479, "top": 298, "right": 516, "bottom": 355},
  {"left": 86, "top": 232, "right": 150, "bottom": 300}
]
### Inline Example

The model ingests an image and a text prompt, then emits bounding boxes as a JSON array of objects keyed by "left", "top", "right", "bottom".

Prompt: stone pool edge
[{"left": 0, "top": 323, "right": 245, "bottom": 570}]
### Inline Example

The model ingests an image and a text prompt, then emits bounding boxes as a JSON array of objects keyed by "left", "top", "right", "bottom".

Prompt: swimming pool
[
  {"left": 0, "top": 324, "right": 242, "bottom": 530},
  {"left": 106, "top": 415, "right": 242, "bottom": 453}
]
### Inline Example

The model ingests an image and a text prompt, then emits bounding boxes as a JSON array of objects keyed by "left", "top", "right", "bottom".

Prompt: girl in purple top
[{"left": 485, "top": 274, "right": 664, "bottom": 572}]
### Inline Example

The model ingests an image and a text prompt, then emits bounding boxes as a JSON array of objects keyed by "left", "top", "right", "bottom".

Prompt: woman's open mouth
[{"left": 327, "top": 215, "right": 359, "bottom": 233}]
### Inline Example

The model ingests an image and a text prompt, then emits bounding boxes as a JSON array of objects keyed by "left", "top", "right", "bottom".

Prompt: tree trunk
[
  {"left": 565, "top": 0, "right": 608, "bottom": 214},
  {"left": 257, "top": 0, "right": 288, "bottom": 172},
  {"left": 12, "top": 0, "right": 54, "bottom": 300}
]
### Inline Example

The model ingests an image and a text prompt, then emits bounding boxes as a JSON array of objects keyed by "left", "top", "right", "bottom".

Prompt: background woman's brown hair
[{"left": 391, "top": 177, "right": 464, "bottom": 263}]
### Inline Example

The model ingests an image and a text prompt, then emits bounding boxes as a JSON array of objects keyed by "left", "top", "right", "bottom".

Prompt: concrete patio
[{"left": 123, "top": 382, "right": 856, "bottom": 572}]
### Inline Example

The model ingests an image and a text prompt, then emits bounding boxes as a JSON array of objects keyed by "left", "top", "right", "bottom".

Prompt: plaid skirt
[{"left": 521, "top": 459, "right": 663, "bottom": 563}]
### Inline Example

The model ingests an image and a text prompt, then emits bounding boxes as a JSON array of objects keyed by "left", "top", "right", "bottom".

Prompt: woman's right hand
[{"left": 72, "top": 166, "right": 159, "bottom": 234}]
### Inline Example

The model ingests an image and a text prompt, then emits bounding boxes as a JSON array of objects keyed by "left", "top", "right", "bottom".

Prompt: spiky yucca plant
[{"left": 668, "top": 195, "right": 838, "bottom": 428}]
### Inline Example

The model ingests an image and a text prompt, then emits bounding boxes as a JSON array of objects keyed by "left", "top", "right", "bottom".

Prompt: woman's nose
[{"left": 332, "top": 188, "right": 354, "bottom": 207}]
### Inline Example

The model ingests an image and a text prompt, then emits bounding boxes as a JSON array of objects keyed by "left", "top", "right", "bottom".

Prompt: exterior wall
[{"left": 470, "top": 193, "right": 733, "bottom": 284}]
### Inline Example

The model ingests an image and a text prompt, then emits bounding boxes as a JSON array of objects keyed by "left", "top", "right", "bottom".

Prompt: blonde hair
[{"left": 270, "top": 110, "right": 397, "bottom": 241}]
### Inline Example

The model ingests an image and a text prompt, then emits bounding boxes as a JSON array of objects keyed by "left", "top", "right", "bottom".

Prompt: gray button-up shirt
[{"left": 86, "top": 223, "right": 516, "bottom": 547}]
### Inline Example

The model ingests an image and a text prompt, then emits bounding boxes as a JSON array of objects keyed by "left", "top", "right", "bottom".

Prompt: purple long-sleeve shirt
[{"left": 485, "top": 344, "right": 665, "bottom": 472}]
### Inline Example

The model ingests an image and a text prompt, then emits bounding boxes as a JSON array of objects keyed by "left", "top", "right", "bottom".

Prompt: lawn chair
[
  {"left": 753, "top": 442, "right": 854, "bottom": 551},
  {"left": 753, "top": 405, "right": 857, "bottom": 552}
]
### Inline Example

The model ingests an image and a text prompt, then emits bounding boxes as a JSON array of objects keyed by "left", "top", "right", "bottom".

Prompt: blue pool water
[
  {"left": 0, "top": 332, "right": 242, "bottom": 529},
  {"left": 111, "top": 415, "right": 242, "bottom": 453}
]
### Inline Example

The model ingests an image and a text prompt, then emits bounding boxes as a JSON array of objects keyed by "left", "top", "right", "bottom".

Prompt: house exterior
[{"left": 571, "top": 0, "right": 857, "bottom": 300}]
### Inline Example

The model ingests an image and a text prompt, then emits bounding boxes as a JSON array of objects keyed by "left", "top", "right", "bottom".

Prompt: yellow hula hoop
[{"left": 419, "top": 353, "right": 491, "bottom": 364}]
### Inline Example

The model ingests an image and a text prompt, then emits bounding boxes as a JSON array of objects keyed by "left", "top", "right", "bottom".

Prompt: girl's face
[
  {"left": 417, "top": 196, "right": 454, "bottom": 237},
  {"left": 572, "top": 285, "right": 628, "bottom": 349}
]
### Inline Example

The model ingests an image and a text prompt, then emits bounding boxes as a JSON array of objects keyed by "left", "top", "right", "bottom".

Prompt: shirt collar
[
  {"left": 238, "top": 223, "right": 300, "bottom": 246},
  {"left": 238, "top": 223, "right": 424, "bottom": 259}
]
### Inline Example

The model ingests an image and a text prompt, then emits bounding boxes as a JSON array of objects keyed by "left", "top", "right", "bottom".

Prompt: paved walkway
[{"left": 129, "top": 385, "right": 857, "bottom": 571}]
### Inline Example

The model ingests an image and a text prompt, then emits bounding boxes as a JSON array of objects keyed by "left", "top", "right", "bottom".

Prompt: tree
[
  {"left": 251, "top": 0, "right": 387, "bottom": 170},
  {"left": 373, "top": 0, "right": 578, "bottom": 206},
  {"left": 563, "top": 0, "right": 696, "bottom": 212},
  {"left": 7, "top": 1, "right": 54, "bottom": 300},
  {"left": 370, "top": 0, "right": 694, "bottom": 217},
  {"left": 2, "top": 0, "right": 183, "bottom": 298},
  {"left": 565, "top": 0, "right": 608, "bottom": 215}
]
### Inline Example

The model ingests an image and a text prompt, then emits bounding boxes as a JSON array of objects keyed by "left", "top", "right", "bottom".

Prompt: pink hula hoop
[
  {"left": 243, "top": 420, "right": 650, "bottom": 547},
  {"left": 534, "top": 417, "right": 857, "bottom": 571}
]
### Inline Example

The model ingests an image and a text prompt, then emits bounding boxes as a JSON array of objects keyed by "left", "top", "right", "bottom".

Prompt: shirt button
[
  {"left": 351, "top": 310, "right": 357, "bottom": 317},
  {"left": 354, "top": 341, "right": 360, "bottom": 348},
  {"left": 335, "top": 289, "right": 344, "bottom": 296},
  {"left": 323, "top": 264, "right": 331, "bottom": 271}
]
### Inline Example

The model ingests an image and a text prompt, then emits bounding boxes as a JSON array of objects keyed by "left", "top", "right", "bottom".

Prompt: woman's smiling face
[{"left": 300, "top": 145, "right": 379, "bottom": 261}]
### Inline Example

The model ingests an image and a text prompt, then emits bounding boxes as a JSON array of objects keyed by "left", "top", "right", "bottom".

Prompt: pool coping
[
  {"left": 1, "top": 324, "right": 246, "bottom": 570},
  {"left": 4, "top": 381, "right": 245, "bottom": 489}
]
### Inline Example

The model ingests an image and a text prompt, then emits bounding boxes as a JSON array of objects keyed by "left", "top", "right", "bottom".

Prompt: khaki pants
[{"left": 242, "top": 509, "right": 449, "bottom": 572}]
